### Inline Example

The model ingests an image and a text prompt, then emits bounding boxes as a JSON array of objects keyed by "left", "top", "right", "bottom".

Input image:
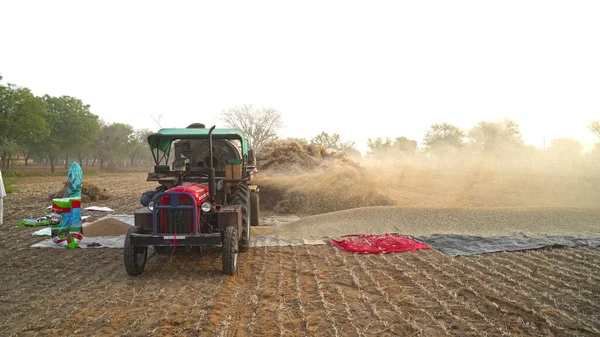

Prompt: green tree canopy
[
  {"left": 468, "top": 118, "right": 524, "bottom": 154},
  {"left": 423, "top": 123, "right": 465, "bottom": 153},
  {"left": 0, "top": 84, "right": 49, "bottom": 169},
  {"left": 128, "top": 128, "right": 153, "bottom": 165},
  {"left": 92, "top": 122, "right": 135, "bottom": 170},
  {"left": 367, "top": 137, "right": 393, "bottom": 158},
  {"left": 367, "top": 136, "right": 418, "bottom": 158},
  {"left": 42, "top": 95, "right": 100, "bottom": 172}
]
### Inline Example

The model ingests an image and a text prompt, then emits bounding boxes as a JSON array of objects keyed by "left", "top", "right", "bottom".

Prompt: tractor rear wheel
[
  {"left": 230, "top": 186, "right": 250, "bottom": 252},
  {"left": 124, "top": 226, "right": 148, "bottom": 276},
  {"left": 250, "top": 192, "right": 260, "bottom": 226},
  {"left": 222, "top": 226, "right": 238, "bottom": 275}
]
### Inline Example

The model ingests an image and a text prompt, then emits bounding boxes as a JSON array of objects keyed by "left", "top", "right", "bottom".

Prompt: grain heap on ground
[
  {"left": 83, "top": 218, "right": 131, "bottom": 237},
  {"left": 261, "top": 206, "right": 600, "bottom": 240}
]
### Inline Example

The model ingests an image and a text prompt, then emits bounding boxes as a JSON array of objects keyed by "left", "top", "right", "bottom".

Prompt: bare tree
[
  {"left": 220, "top": 104, "right": 283, "bottom": 151},
  {"left": 589, "top": 120, "right": 600, "bottom": 139},
  {"left": 151, "top": 113, "right": 164, "bottom": 129}
]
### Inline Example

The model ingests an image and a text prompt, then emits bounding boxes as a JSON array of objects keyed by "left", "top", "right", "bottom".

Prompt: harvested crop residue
[
  {"left": 257, "top": 157, "right": 600, "bottom": 214},
  {"left": 50, "top": 181, "right": 110, "bottom": 203},
  {"left": 257, "top": 162, "right": 394, "bottom": 214}
]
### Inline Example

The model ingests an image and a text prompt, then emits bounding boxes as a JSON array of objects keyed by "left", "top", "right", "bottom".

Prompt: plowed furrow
[
  {"left": 489, "top": 254, "right": 600, "bottom": 310},
  {"left": 523, "top": 251, "right": 600, "bottom": 287},
  {"left": 205, "top": 248, "right": 256, "bottom": 337},
  {"left": 330, "top": 247, "right": 424, "bottom": 336},
  {"left": 511, "top": 252, "right": 600, "bottom": 296},
  {"left": 244, "top": 246, "right": 269, "bottom": 335},
  {"left": 9, "top": 250, "right": 122, "bottom": 335},
  {"left": 471, "top": 255, "right": 600, "bottom": 333},
  {"left": 434, "top": 251, "right": 596, "bottom": 336},
  {"left": 410, "top": 250, "right": 562, "bottom": 336},
  {"left": 402, "top": 252, "right": 513, "bottom": 336},
  {"left": 303, "top": 245, "right": 342, "bottom": 336},
  {"left": 574, "top": 247, "right": 600, "bottom": 260},
  {"left": 292, "top": 245, "right": 334, "bottom": 336},
  {"left": 549, "top": 249, "right": 600, "bottom": 270},
  {"left": 373, "top": 254, "right": 480, "bottom": 335},
  {"left": 319, "top": 245, "right": 364, "bottom": 337},
  {"left": 528, "top": 250, "right": 600, "bottom": 283},
  {"left": 272, "top": 246, "right": 308, "bottom": 335},
  {"left": 468, "top": 253, "right": 600, "bottom": 333}
]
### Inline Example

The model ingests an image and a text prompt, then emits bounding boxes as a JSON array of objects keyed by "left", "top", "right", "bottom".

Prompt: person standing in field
[{"left": 0, "top": 169, "right": 5, "bottom": 226}]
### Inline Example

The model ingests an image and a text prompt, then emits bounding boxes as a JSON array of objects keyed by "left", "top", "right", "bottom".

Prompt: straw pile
[{"left": 50, "top": 181, "right": 110, "bottom": 203}]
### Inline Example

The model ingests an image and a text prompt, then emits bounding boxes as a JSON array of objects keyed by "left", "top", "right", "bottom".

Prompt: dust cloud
[{"left": 256, "top": 144, "right": 600, "bottom": 215}]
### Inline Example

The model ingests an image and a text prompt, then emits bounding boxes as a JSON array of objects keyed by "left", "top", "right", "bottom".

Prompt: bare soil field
[{"left": 1, "top": 172, "right": 600, "bottom": 336}]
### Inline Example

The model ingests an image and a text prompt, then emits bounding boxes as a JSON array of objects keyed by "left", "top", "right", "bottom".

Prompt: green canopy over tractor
[{"left": 148, "top": 128, "right": 249, "bottom": 157}]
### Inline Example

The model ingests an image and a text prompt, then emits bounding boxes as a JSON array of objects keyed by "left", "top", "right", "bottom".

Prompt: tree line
[
  {"left": 0, "top": 77, "right": 153, "bottom": 172},
  {"left": 2, "top": 80, "right": 599, "bottom": 173},
  {"left": 365, "top": 119, "right": 600, "bottom": 162},
  {"left": 222, "top": 105, "right": 600, "bottom": 166},
  {"left": 269, "top": 118, "right": 599, "bottom": 162}
]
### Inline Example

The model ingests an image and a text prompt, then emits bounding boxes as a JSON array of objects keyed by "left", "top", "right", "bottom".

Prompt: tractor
[{"left": 124, "top": 123, "right": 260, "bottom": 276}]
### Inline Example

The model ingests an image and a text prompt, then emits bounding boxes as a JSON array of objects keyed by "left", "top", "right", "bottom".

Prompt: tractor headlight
[
  {"left": 201, "top": 202, "right": 212, "bottom": 213},
  {"left": 148, "top": 201, "right": 154, "bottom": 211}
]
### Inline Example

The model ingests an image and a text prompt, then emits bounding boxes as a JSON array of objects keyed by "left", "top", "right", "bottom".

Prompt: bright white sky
[{"left": 1, "top": 1, "right": 598, "bottom": 153}]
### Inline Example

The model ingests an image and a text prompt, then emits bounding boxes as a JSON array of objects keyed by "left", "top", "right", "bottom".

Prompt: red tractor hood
[{"left": 166, "top": 183, "right": 210, "bottom": 206}]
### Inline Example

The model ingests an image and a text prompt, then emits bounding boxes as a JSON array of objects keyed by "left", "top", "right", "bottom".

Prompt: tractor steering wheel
[{"left": 182, "top": 173, "right": 208, "bottom": 183}]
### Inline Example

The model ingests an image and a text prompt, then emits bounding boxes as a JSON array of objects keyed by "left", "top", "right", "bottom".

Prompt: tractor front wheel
[
  {"left": 222, "top": 226, "right": 238, "bottom": 275},
  {"left": 230, "top": 186, "right": 250, "bottom": 252},
  {"left": 124, "top": 226, "right": 148, "bottom": 276}
]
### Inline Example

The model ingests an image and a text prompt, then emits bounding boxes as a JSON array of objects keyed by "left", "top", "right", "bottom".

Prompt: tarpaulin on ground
[
  {"left": 32, "top": 235, "right": 326, "bottom": 249},
  {"left": 417, "top": 233, "right": 600, "bottom": 257},
  {"left": 32, "top": 235, "right": 126, "bottom": 248},
  {"left": 328, "top": 234, "right": 430, "bottom": 254},
  {"left": 17, "top": 215, "right": 54, "bottom": 227}
]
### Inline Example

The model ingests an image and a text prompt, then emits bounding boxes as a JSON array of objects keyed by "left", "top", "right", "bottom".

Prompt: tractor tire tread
[
  {"left": 124, "top": 226, "right": 148, "bottom": 276},
  {"left": 222, "top": 226, "right": 238, "bottom": 275},
  {"left": 230, "top": 185, "right": 250, "bottom": 252}
]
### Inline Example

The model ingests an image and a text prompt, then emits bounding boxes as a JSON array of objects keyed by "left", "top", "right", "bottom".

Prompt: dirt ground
[{"left": 1, "top": 172, "right": 600, "bottom": 336}]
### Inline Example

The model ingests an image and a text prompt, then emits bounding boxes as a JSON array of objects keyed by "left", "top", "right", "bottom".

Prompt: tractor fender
[{"left": 217, "top": 205, "right": 242, "bottom": 238}]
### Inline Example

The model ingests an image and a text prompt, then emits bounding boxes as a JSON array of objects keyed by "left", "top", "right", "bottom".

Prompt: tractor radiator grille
[{"left": 159, "top": 198, "right": 194, "bottom": 234}]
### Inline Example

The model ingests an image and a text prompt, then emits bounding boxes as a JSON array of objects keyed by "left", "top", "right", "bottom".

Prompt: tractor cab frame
[{"left": 124, "top": 125, "right": 259, "bottom": 276}]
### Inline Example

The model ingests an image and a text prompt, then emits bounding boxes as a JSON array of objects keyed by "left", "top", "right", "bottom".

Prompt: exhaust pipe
[{"left": 208, "top": 125, "right": 216, "bottom": 202}]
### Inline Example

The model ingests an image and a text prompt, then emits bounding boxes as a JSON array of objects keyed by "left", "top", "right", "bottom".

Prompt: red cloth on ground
[{"left": 328, "top": 234, "right": 430, "bottom": 254}]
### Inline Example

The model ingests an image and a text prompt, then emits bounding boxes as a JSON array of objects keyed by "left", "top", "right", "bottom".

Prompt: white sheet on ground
[
  {"left": 251, "top": 236, "right": 325, "bottom": 247},
  {"left": 84, "top": 206, "right": 114, "bottom": 212},
  {"left": 31, "top": 235, "right": 325, "bottom": 249},
  {"left": 32, "top": 235, "right": 127, "bottom": 248},
  {"left": 31, "top": 214, "right": 324, "bottom": 248},
  {"left": 100, "top": 214, "right": 135, "bottom": 225},
  {"left": 33, "top": 228, "right": 51, "bottom": 236}
]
